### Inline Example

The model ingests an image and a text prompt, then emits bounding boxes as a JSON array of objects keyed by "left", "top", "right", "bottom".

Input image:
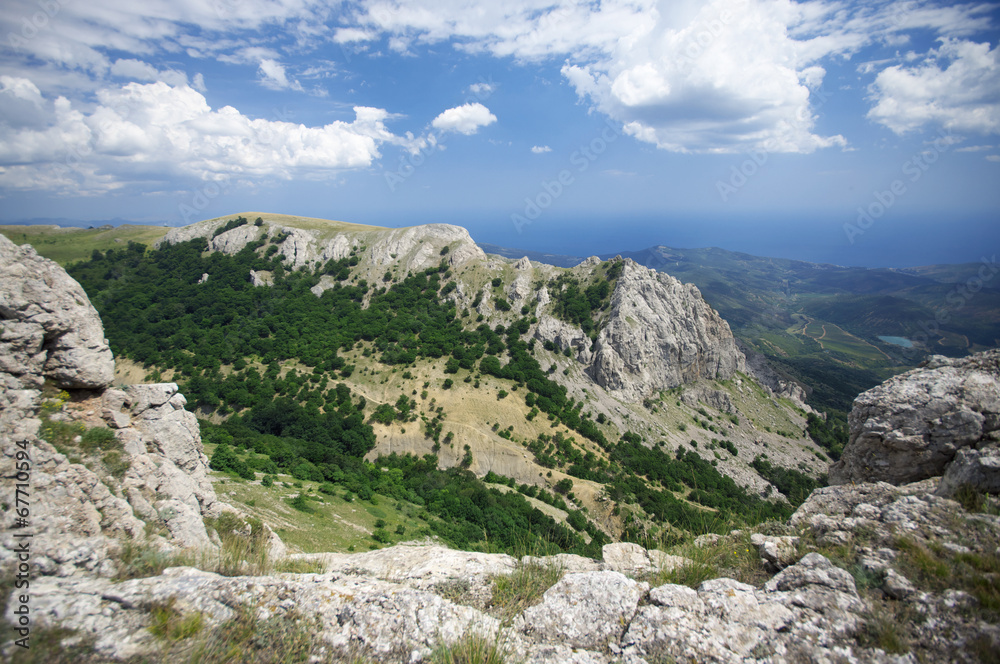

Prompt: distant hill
[
  {"left": 477, "top": 242, "right": 584, "bottom": 268},
  {"left": 0, "top": 223, "right": 171, "bottom": 266}
]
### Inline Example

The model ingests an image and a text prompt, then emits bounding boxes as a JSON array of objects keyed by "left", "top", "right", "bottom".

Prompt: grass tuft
[
  {"left": 490, "top": 562, "right": 563, "bottom": 620},
  {"left": 430, "top": 631, "right": 518, "bottom": 664}
]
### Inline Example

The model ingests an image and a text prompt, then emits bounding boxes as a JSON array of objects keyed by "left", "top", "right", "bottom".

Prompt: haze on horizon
[{"left": 1, "top": 0, "right": 998, "bottom": 268}]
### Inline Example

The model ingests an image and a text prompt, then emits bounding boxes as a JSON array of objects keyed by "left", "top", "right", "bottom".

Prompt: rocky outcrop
[
  {"left": 158, "top": 215, "right": 485, "bottom": 276},
  {"left": 0, "top": 239, "right": 237, "bottom": 574},
  {"left": 739, "top": 340, "right": 813, "bottom": 410},
  {"left": 533, "top": 315, "right": 594, "bottom": 363},
  {"left": 588, "top": 260, "right": 745, "bottom": 401},
  {"left": 18, "top": 495, "right": 997, "bottom": 664},
  {"left": 0, "top": 234, "right": 114, "bottom": 389},
  {"left": 830, "top": 350, "right": 1000, "bottom": 487}
]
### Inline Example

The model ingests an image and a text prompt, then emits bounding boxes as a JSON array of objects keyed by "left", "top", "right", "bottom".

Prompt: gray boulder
[
  {"left": 937, "top": 444, "right": 1000, "bottom": 498},
  {"left": 522, "top": 571, "right": 648, "bottom": 649},
  {"left": 830, "top": 350, "right": 1000, "bottom": 486},
  {"left": 0, "top": 234, "right": 114, "bottom": 389}
]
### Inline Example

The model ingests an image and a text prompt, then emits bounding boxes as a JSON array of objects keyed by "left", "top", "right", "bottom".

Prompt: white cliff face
[
  {"left": 830, "top": 349, "right": 1000, "bottom": 487},
  {"left": 158, "top": 216, "right": 486, "bottom": 276},
  {"left": 587, "top": 260, "right": 745, "bottom": 401},
  {"left": 0, "top": 237, "right": 236, "bottom": 572},
  {"left": 0, "top": 235, "right": 114, "bottom": 389}
]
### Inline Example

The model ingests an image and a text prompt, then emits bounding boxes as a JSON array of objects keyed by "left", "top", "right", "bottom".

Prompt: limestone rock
[
  {"left": 533, "top": 315, "right": 592, "bottom": 363},
  {"left": 937, "top": 444, "right": 1000, "bottom": 497},
  {"left": 521, "top": 571, "right": 648, "bottom": 649},
  {"left": 0, "top": 234, "right": 114, "bottom": 388},
  {"left": 588, "top": 260, "right": 745, "bottom": 401},
  {"left": 751, "top": 533, "right": 799, "bottom": 572},
  {"left": 294, "top": 542, "right": 516, "bottom": 589},
  {"left": 210, "top": 224, "right": 263, "bottom": 254},
  {"left": 830, "top": 349, "right": 1000, "bottom": 486}
]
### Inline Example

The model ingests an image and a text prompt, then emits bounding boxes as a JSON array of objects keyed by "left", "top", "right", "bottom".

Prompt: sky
[{"left": 1, "top": 0, "right": 999, "bottom": 268}]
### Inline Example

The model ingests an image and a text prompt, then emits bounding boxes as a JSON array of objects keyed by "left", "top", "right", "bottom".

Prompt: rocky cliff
[
  {"left": 587, "top": 259, "right": 745, "bottom": 401},
  {"left": 156, "top": 212, "right": 485, "bottom": 277},
  {"left": 830, "top": 350, "right": 1000, "bottom": 489},
  {"left": 0, "top": 234, "right": 265, "bottom": 578}
]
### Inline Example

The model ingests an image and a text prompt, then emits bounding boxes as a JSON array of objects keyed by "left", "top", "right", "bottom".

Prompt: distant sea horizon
[{"left": 4, "top": 210, "right": 998, "bottom": 270}]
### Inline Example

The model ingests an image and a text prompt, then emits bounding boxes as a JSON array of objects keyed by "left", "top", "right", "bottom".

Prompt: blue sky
[{"left": 1, "top": 0, "right": 998, "bottom": 267}]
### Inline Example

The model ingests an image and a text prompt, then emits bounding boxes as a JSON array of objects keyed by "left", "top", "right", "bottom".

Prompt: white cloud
[
  {"left": 867, "top": 39, "right": 1000, "bottom": 135},
  {"left": 337, "top": 0, "right": 994, "bottom": 153},
  {"left": 334, "top": 27, "right": 377, "bottom": 43},
  {"left": 468, "top": 81, "right": 496, "bottom": 97},
  {"left": 530, "top": 145, "right": 551, "bottom": 153},
  {"left": 258, "top": 59, "right": 305, "bottom": 91},
  {"left": 986, "top": 154, "right": 1000, "bottom": 162},
  {"left": 956, "top": 144, "right": 996, "bottom": 152},
  {"left": 431, "top": 103, "right": 497, "bottom": 135},
  {"left": 0, "top": 80, "right": 411, "bottom": 194},
  {"left": 110, "top": 59, "right": 206, "bottom": 91}
]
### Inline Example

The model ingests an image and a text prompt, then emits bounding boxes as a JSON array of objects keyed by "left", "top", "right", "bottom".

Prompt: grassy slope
[{"left": 0, "top": 224, "right": 170, "bottom": 265}]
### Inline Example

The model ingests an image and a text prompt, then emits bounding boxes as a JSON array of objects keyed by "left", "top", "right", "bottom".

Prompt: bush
[
  {"left": 80, "top": 426, "right": 118, "bottom": 452},
  {"left": 289, "top": 493, "right": 313, "bottom": 513}
]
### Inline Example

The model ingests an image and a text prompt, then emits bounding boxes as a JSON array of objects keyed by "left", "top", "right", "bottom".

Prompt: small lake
[{"left": 878, "top": 335, "right": 914, "bottom": 348}]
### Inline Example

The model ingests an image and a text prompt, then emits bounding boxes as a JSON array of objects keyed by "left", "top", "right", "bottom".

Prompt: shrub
[
  {"left": 80, "top": 426, "right": 118, "bottom": 452},
  {"left": 289, "top": 493, "right": 313, "bottom": 513}
]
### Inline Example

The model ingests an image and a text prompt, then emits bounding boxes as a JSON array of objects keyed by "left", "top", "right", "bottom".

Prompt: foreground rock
[
  {"left": 0, "top": 234, "right": 114, "bottom": 389},
  {"left": 830, "top": 349, "right": 1000, "bottom": 487},
  {"left": 13, "top": 485, "right": 998, "bottom": 664},
  {"left": 0, "top": 238, "right": 249, "bottom": 575}
]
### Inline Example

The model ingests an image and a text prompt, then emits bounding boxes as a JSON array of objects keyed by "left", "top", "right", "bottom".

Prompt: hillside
[
  {"left": 0, "top": 223, "right": 170, "bottom": 266},
  {"left": 2, "top": 231, "right": 996, "bottom": 663},
  {"left": 593, "top": 245, "right": 999, "bottom": 417},
  {"left": 27, "top": 212, "right": 837, "bottom": 555}
]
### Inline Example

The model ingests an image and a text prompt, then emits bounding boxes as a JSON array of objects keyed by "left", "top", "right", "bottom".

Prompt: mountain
[
  {"left": 580, "top": 244, "right": 1000, "bottom": 416},
  {"left": 47, "top": 213, "right": 841, "bottom": 549},
  {"left": 3, "top": 231, "right": 997, "bottom": 662}
]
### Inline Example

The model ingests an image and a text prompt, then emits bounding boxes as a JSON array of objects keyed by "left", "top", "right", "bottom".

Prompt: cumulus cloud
[
  {"left": 530, "top": 145, "right": 551, "bottom": 153},
  {"left": 867, "top": 39, "right": 1000, "bottom": 135},
  {"left": 0, "top": 79, "right": 408, "bottom": 194},
  {"left": 431, "top": 103, "right": 497, "bottom": 135},
  {"left": 559, "top": 0, "right": 850, "bottom": 154},
  {"left": 469, "top": 82, "right": 496, "bottom": 96},
  {"left": 339, "top": 0, "right": 993, "bottom": 153}
]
